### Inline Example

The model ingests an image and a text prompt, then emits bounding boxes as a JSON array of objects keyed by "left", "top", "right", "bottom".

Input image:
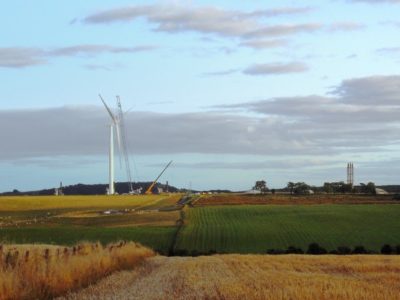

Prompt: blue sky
[{"left": 1, "top": 0, "right": 400, "bottom": 192}]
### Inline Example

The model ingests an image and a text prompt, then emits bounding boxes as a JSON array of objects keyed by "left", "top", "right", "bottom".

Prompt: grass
[
  {"left": 175, "top": 205, "right": 400, "bottom": 253},
  {"left": 2, "top": 194, "right": 400, "bottom": 256},
  {"left": 0, "top": 226, "right": 176, "bottom": 254},
  {"left": 0, "top": 194, "right": 181, "bottom": 255},
  {"left": 0, "top": 241, "right": 154, "bottom": 300},
  {"left": 62, "top": 254, "right": 400, "bottom": 300}
]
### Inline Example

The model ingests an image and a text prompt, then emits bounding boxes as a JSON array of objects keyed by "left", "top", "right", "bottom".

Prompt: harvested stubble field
[
  {"left": 0, "top": 242, "right": 154, "bottom": 300},
  {"left": 60, "top": 254, "right": 400, "bottom": 300},
  {"left": 195, "top": 193, "right": 399, "bottom": 206}
]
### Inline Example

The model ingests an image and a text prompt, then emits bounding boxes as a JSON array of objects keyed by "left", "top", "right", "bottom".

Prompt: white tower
[
  {"left": 100, "top": 95, "right": 120, "bottom": 195},
  {"left": 347, "top": 162, "right": 354, "bottom": 186}
]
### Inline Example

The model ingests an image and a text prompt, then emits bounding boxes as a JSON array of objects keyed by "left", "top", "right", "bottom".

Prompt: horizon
[{"left": 1, "top": 0, "right": 400, "bottom": 192}]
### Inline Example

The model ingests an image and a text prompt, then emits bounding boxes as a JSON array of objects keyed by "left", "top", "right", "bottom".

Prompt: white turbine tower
[{"left": 99, "top": 94, "right": 121, "bottom": 195}]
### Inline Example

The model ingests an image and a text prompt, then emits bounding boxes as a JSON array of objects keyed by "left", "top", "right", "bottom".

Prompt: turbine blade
[{"left": 99, "top": 94, "right": 116, "bottom": 122}]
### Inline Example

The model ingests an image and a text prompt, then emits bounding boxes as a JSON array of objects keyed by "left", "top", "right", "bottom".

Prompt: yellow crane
[{"left": 145, "top": 160, "right": 173, "bottom": 194}]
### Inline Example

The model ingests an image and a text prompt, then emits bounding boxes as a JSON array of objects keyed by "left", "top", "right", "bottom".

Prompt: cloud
[
  {"left": 163, "top": 158, "right": 341, "bottom": 170},
  {"left": 348, "top": 0, "right": 400, "bottom": 3},
  {"left": 83, "top": 4, "right": 321, "bottom": 40},
  {"left": 328, "top": 22, "right": 365, "bottom": 31},
  {"left": 219, "top": 75, "right": 400, "bottom": 122},
  {"left": 83, "top": 64, "right": 113, "bottom": 71},
  {"left": 0, "top": 48, "right": 46, "bottom": 68},
  {"left": 243, "top": 62, "right": 308, "bottom": 75},
  {"left": 82, "top": 4, "right": 365, "bottom": 53},
  {"left": 2, "top": 75, "right": 400, "bottom": 163},
  {"left": 331, "top": 75, "right": 400, "bottom": 105},
  {"left": 377, "top": 47, "right": 400, "bottom": 54},
  {"left": 381, "top": 21, "right": 400, "bottom": 27},
  {"left": 0, "top": 44, "right": 156, "bottom": 69},
  {"left": 49, "top": 44, "right": 157, "bottom": 56},
  {"left": 201, "top": 69, "right": 239, "bottom": 77},
  {"left": 239, "top": 39, "right": 288, "bottom": 49}
]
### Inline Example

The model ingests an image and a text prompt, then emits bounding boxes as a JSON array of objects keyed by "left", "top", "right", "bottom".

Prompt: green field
[
  {"left": 0, "top": 195, "right": 182, "bottom": 254},
  {"left": 2, "top": 195, "right": 400, "bottom": 255},
  {"left": 174, "top": 205, "right": 400, "bottom": 253}
]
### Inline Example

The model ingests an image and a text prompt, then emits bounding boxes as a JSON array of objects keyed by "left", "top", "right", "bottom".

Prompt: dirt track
[{"left": 59, "top": 254, "right": 400, "bottom": 300}]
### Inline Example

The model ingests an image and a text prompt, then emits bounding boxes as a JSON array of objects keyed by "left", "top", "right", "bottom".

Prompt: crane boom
[
  {"left": 145, "top": 160, "right": 173, "bottom": 194},
  {"left": 116, "top": 96, "right": 134, "bottom": 193}
]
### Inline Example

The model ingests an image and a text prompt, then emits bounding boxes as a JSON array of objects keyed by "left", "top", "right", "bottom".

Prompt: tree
[
  {"left": 352, "top": 245, "right": 367, "bottom": 254},
  {"left": 360, "top": 182, "right": 376, "bottom": 195},
  {"left": 253, "top": 180, "right": 268, "bottom": 194},
  {"left": 381, "top": 244, "right": 393, "bottom": 255},
  {"left": 324, "top": 182, "right": 353, "bottom": 194},
  {"left": 287, "top": 182, "right": 295, "bottom": 195},
  {"left": 293, "top": 182, "right": 311, "bottom": 195},
  {"left": 323, "top": 182, "right": 333, "bottom": 194},
  {"left": 307, "top": 243, "right": 327, "bottom": 255}
]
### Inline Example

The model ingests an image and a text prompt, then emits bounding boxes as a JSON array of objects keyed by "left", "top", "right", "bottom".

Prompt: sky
[{"left": 1, "top": 0, "right": 400, "bottom": 192}]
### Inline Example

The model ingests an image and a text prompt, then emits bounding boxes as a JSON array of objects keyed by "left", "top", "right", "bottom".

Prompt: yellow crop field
[
  {"left": 0, "top": 242, "right": 154, "bottom": 300},
  {"left": 62, "top": 254, "right": 400, "bottom": 300},
  {"left": 0, "top": 194, "right": 182, "bottom": 211}
]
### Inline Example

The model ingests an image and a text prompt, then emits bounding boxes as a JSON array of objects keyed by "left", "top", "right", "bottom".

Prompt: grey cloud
[
  {"left": 201, "top": 69, "right": 239, "bottom": 77},
  {"left": 239, "top": 39, "right": 288, "bottom": 49},
  {"left": 213, "top": 75, "right": 400, "bottom": 149},
  {"left": 11, "top": 157, "right": 102, "bottom": 169},
  {"left": 50, "top": 44, "right": 157, "bottom": 56},
  {"left": 377, "top": 47, "right": 400, "bottom": 54},
  {"left": 0, "top": 44, "right": 156, "bottom": 69},
  {"left": 0, "top": 107, "right": 326, "bottom": 160},
  {"left": 219, "top": 75, "right": 400, "bottom": 122},
  {"left": 328, "top": 22, "right": 365, "bottom": 31},
  {"left": 331, "top": 75, "right": 400, "bottom": 105},
  {"left": 2, "top": 76, "right": 400, "bottom": 162},
  {"left": 242, "top": 7, "right": 314, "bottom": 18},
  {"left": 84, "top": 64, "right": 112, "bottom": 71},
  {"left": 83, "top": 4, "right": 321, "bottom": 40},
  {"left": 243, "top": 62, "right": 308, "bottom": 75},
  {"left": 243, "top": 23, "right": 322, "bottom": 39},
  {"left": 163, "top": 158, "right": 341, "bottom": 170},
  {"left": 0, "top": 48, "right": 47, "bottom": 68}
]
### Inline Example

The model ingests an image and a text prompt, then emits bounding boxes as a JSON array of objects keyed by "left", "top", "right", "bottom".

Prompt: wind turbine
[
  {"left": 99, "top": 94, "right": 134, "bottom": 195},
  {"left": 99, "top": 94, "right": 121, "bottom": 195}
]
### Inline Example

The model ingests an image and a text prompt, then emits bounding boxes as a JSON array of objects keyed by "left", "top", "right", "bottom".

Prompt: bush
[
  {"left": 266, "top": 249, "right": 285, "bottom": 254},
  {"left": 396, "top": 245, "right": 400, "bottom": 254},
  {"left": 307, "top": 243, "right": 327, "bottom": 255},
  {"left": 352, "top": 246, "right": 367, "bottom": 254},
  {"left": 381, "top": 244, "right": 393, "bottom": 255},
  {"left": 172, "top": 249, "right": 189, "bottom": 256},
  {"left": 393, "top": 194, "right": 400, "bottom": 201},
  {"left": 337, "top": 246, "right": 352, "bottom": 255},
  {"left": 285, "top": 246, "right": 304, "bottom": 254}
]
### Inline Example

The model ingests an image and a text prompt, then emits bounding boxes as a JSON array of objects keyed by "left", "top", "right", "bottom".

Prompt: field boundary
[{"left": 168, "top": 207, "right": 186, "bottom": 256}]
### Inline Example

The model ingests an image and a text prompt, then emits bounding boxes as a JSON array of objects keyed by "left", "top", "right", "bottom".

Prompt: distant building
[
  {"left": 245, "top": 189, "right": 262, "bottom": 194},
  {"left": 375, "top": 188, "right": 389, "bottom": 195}
]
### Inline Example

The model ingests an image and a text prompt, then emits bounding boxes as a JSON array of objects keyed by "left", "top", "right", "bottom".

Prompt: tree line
[{"left": 253, "top": 180, "right": 378, "bottom": 195}]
